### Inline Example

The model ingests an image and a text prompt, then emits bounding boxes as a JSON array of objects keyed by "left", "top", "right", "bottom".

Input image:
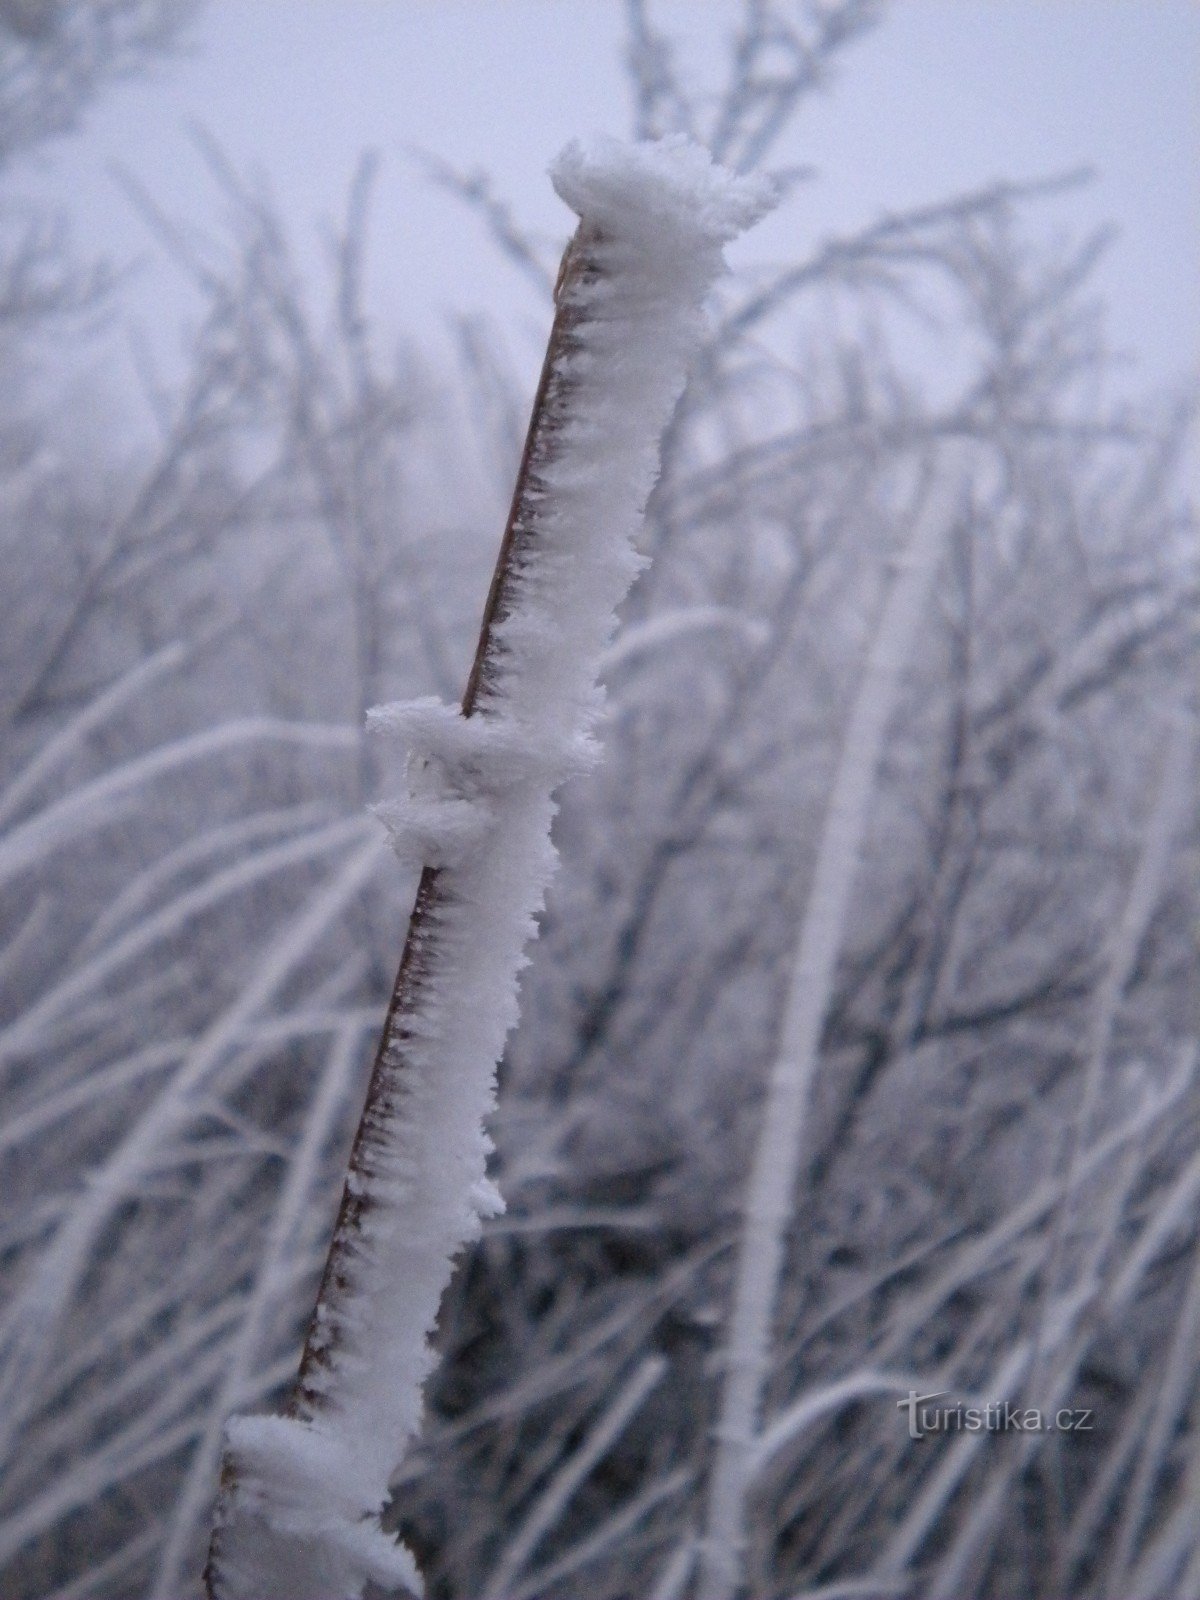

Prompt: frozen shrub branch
[{"left": 204, "top": 136, "right": 773, "bottom": 1600}]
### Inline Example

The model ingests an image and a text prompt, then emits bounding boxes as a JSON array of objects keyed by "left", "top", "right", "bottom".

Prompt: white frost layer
[
  {"left": 215, "top": 1415, "right": 422, "bottom": 1598},
  {"left": 209, "top": 136, "right": 773, "bottom": 1600}
]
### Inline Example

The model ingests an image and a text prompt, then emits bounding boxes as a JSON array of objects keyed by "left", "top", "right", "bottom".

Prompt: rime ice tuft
[
  {"left": 551, "top": 133, "right": 776, "bottom": 253},
  {"left": 207, "top": 136, "right": 773, "bottom": 1600}
]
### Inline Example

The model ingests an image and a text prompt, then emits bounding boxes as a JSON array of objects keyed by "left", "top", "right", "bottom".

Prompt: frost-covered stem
[
  {"left": 205, "top": 138, "right": 772, "bottom": 1600},
  {"left": 290, "top": 223, "right": 594, "bottom": 1409},
  {"left": 697, "top": 464, "right": 959, "bottom": 1600},
  {"left": 204, "top": 229, "right": 599, "bottom": 1600}
]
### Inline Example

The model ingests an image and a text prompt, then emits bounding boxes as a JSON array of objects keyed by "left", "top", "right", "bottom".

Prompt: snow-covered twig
[{"left": 205, "top": 136, "right": 773, "bottom": 1600}]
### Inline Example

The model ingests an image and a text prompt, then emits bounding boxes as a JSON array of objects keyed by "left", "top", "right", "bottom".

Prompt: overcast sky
[{"left": 21, "top": 0, "right": 1200, "bottom": 430}]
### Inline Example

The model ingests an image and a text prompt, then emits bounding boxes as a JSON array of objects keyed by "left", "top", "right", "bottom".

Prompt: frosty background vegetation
[{"left": 0, "top": 4, "right": 1196, "bottom": 1598}]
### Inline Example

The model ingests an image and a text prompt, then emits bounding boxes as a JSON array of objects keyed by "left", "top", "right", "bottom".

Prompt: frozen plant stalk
[
  {"left": 205, "top": 136, "right": 773, "bottom": 1600},
  {"left": 698, "top": 465, "right": 961, "bottom": 1600}
]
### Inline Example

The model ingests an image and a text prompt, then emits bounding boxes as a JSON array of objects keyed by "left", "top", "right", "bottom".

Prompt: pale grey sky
[{"left": 19, "top": 0, "right": 1200, "bottom": 428}]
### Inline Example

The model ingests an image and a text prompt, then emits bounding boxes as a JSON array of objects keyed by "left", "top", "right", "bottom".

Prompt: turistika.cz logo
[{"left": 898, "top": 1390, "right": 1094, "bottom": 1441}]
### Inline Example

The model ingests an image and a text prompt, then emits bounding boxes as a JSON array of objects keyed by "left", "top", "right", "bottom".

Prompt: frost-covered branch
[{"left": 205, "top": 136, "right": 773, "bottom": 1600}]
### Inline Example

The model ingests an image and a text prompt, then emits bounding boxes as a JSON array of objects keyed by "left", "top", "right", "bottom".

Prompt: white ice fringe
[
  {"left": 208, "top": 135, "right": 773, "bottom": 1600},
  {"left": 368, "top": 696, "right": 597, "bottom": 869}
]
